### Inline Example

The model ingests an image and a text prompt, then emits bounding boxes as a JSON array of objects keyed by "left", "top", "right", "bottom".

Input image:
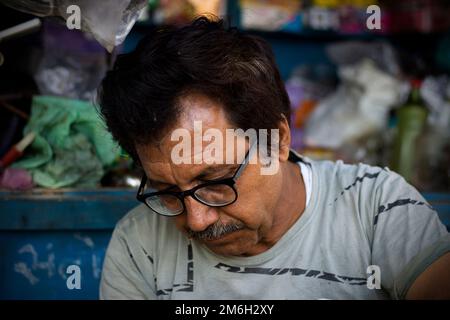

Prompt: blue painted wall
[
  {"left": 0, "top": 189, "right": 137, "bottom": 300},
  {"left": 0, "top": 231, "right": 110, "bottom": 300}
]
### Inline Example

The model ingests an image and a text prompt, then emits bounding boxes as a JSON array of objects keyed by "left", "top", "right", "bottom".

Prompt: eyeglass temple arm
[
  {"left": 233, "top": 139, "right": 258, "bottom": 180},
  {"left": 137, "top": 175, "right": 148, "bottom": 197}
]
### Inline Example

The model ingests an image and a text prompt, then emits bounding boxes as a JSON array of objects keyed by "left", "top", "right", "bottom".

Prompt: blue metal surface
[
  {"left": 0, "top": 231, "right": 111, "bottom": 300},
  {"left": 0, "top": 189, "right": 137, "bottom": 230},
  {"left": 0, "top": 189, "right": 136, "bottom": 300},
  {"left": 427, "top": 193, "right": 450, "bottom": 231}
]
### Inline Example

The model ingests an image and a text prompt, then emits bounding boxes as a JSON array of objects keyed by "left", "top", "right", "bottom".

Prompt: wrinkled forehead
[
  {"left": 136, "top": 124, "right": 249, "bottom": 166},
  {"left": 136, "top": 93, "right": 249, "bottom": 177}
]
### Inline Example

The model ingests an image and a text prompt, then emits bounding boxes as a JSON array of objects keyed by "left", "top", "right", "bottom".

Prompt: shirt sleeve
[
  {"left": 370, "top": 169, "right": 450, "bottom": 299},
  {"left": 100, "top": 225, "right": 157, "bottom": 300}
]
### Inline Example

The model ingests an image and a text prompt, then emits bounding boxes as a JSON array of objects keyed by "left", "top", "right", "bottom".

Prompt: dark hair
[{"left": 98, "top": 16, "right": 290, "bottom": 161}]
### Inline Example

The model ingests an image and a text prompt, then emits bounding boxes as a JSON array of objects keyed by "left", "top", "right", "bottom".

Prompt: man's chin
[{"left": 203, "top": 242, "right": 247, "bottom": 256}]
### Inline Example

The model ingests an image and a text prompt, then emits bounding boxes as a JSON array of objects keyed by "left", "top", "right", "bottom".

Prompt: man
[{"left": 98, "top": 17, "right": 450, "bottom": 299}]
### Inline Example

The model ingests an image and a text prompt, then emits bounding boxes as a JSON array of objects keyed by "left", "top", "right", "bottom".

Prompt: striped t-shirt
[{"left": 100, "top": 153, "right": 450, "bottom": 299}]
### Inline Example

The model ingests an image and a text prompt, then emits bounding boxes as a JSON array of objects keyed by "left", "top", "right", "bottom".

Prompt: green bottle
[{"left": 391, "top": 80, "right": 428, "bottom": 183}]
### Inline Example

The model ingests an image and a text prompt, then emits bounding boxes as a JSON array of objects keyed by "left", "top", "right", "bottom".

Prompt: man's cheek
[
  {"left": 222, "top": 205, "right": 258, "bottom": 229},
  {"left": 175, "top": 215, "right": 188, "bottom": 232}
]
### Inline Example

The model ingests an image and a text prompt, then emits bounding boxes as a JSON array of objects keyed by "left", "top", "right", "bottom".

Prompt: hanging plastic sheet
[{"left": 1, "top": 0, "right": 147, "bottom": 52}]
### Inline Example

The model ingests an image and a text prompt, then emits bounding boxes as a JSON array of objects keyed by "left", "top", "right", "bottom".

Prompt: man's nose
[{"left": 184, "top": 196, "right": 219, "bottom": 232}]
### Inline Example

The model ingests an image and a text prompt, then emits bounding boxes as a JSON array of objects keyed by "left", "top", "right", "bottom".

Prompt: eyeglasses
[{"left": 136, "top": 141, "right": 257, "bottom": 216}]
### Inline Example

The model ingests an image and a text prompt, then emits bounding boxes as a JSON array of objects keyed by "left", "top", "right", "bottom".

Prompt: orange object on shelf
[
  {"left": 294, "top": 100, "right": 317, "bottom": 128},
  {"left": 0, "top": 132, "right": 36, "bottom": 169}
]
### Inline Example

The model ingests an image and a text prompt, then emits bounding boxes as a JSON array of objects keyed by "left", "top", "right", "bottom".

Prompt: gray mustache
[{"left": 187, "top": 222, "right": 245, "bottom": 241}]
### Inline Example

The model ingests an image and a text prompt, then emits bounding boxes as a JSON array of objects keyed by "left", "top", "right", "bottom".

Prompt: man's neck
[{"left": 247, "top": 160, "right": 307, "bottom": 255}]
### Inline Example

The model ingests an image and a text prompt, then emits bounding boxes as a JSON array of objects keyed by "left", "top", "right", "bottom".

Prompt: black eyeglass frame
[{"left": 136, "top": 141, "right": 257, "bottom": 216}]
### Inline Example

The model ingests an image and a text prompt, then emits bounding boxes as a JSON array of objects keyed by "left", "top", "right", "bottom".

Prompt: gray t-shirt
[{"left": 100, "top": 155, "right": 450, "bottom": 300}]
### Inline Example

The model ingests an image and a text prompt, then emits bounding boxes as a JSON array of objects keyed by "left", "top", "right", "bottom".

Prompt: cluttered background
[{"left": 0, "top": 0, "right": 449, "bottom": 299}]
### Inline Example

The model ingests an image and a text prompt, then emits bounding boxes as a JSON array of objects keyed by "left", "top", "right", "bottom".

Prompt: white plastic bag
[{"left": 304, "top": 59, "right": 405, "bottom": 149}]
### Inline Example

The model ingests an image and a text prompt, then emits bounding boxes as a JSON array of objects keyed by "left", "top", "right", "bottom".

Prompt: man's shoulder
[
  {"left": 304, "top": 158, "right": 427, "bottom": 247},
  {"left": 306, "top": 156, "right": 403, "bottom": 193},
  {"left": 305, "top": 157, "right": 416, "bottom": 222}
]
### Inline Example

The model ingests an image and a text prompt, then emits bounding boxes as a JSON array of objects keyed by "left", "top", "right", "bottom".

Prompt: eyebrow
[{"left": 147, "top": 164, "right": 238, "bottom": 188}]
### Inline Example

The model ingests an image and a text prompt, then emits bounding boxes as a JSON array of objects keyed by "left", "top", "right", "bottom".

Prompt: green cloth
[{"left": 14, "top": 96, "right": 120, "bottom": 188}]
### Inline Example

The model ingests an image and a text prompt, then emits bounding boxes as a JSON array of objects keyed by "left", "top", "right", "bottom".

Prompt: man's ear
[{"left": 278, "top": 115, "right": 291, "bottom": 162}]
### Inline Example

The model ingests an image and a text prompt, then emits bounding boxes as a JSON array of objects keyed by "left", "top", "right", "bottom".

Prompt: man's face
[{"left": 136, "top": 93, "right": 285, "bottom": 256}]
